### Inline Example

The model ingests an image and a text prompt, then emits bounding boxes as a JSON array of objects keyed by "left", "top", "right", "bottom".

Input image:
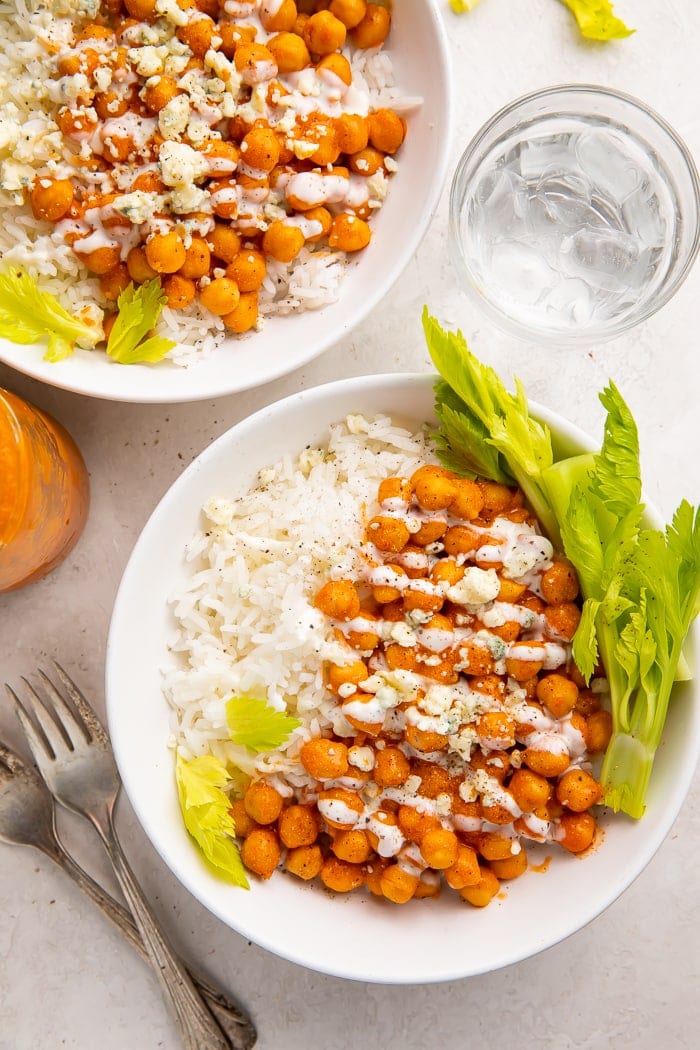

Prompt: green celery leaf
[
  {"left": 449, "top": 0, "right": 482, "bottom": 12},
  {"left": 433, "top": 381, "right": 512, "bottom": 482},
  {"left": 666, "top": 501, "right": 700, "bottom": 623},
  {"left": 106, "top": 280, "right": 175, "bottom": 365},
  {"left": 557, "top": 0, "right": 634, "bottom": 39},
  {"left": 0, "top": 268, "right": 100, "bottom": 360},
  {"left": 591, "top": 383, "right": 642, "bottom": 519},
  {"left": 226, "top": 694, "right": 301, "bottom": 753},
  {"left": 175, "top": 753, "right": 249, "bottom": 887},
  {"left": 572, "top": 598, "right": 600, "bottom": 682}
]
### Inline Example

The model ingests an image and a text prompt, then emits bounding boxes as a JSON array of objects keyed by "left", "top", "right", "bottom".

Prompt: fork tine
[
  {"left": 17, "top": 676, "right": 85, "bottom": 754},
  {"left": 6, "top": 683, "right": 60, "bottom": 762},
  {"left": 37, "top": 669, "right": 92, "bottom": 746},
  {"left": 51, "top": 662, "right": 108, "bottom": 745}
]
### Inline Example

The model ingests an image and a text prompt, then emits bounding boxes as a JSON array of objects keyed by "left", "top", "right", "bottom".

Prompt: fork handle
[
  {"left": 50, "top": 845, "right": 256, "bottom": 1049},
  {"left": 96, "top": 821, "right": 233, "bottom": 1050}
]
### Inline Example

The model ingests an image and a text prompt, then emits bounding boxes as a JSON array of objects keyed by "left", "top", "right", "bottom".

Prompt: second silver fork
[{"left": 7, "top": 664, "right": 251, "bottom": 1050}]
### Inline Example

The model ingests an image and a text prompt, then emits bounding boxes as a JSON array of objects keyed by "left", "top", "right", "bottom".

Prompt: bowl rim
[
  {"left": 449, "top": 82, "right": 700, "bottom": 347},
  {"left": 105, "top": 371, "right": 700, "bottom": 982},
  {"left": 0, "top": 0, "right": 453, "bottom": 404}
]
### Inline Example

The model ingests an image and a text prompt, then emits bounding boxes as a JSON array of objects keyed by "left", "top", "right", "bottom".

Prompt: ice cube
[
  {"left": 535, "top": 167, "right": 594, "bottom": 228},
  {"left": 574, "top": 128, "right": 643, "bottom": 200},
  {"left": 487, "top": 241, "right": 556, "bottom": 307},
  {"left": 621, "top": 182, "right": 668, "bottom": 247},
  {"left": 518, "top": 134, "right": 574, "bottom": 180},
  {"left": 469, "top": 168, "right": 529, "bottom": 243},
  {"left": 561, "top": 226, "right": 645, "bottom": 294},
  {"left": 542, "top": 277, "right": 595, "bottom": 325}
]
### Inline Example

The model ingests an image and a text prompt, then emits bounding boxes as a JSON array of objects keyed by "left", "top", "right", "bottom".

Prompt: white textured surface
[{"left": 1, "top": 2, "right": 699, "bottom": 1048}]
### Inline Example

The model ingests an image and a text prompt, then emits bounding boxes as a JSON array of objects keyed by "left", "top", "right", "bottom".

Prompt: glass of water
[{"left": 449, "top": 85, "right": 700, "bottom": 346}]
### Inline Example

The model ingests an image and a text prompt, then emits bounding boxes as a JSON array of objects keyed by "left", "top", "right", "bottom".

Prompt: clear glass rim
[{"left": 449, "top": 83, "right": 700, "bottom": 346}]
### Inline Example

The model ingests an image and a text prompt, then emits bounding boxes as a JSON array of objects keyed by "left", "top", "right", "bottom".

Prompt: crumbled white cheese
[
  {"left": 447, "top": 566, "right": 500, "bottom": 607},
  {"left": 159, "top": 140, "right": 208, "bottom": 185},
  {"left": 159, "top": 94, "right": 191, "bottom": 140},
  {"left": 114, "top": 190, "right": 162, "bottom": 224}
]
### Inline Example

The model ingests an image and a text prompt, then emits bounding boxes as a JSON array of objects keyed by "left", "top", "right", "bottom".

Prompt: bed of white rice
[
  {"left": 0, "top": 0, "right": 413, "bottom": 367},
  {"left": 163, "top": 414, "right": 437, "bottom": 786}
]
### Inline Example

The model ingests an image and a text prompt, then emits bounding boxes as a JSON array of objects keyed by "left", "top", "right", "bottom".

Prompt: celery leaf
[
  {"left": 175, "top": 753, "right": 249, "bottom": 887},
  {"left": 226, "top": 695, "right": 301, "bottom": 753},
  {"left": 558, "top": 0, "right": 634, "bottom": 40},
  {"left": 106, "top": 280, "right": 175, "bottom": 365},
  {"left": 0, "top": 268, "right": 100, "bottom": 361}
]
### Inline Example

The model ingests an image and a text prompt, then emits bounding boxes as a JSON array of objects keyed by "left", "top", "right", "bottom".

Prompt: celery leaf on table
[
  {"left": 0, "top": 268, "right": 100, "bottom": 361},
  {"left": 226, "top": 695, "right": 301, "bottom": 753},
  {"left": 106, "top": 280, "right": 175, "bottom": 364},
  {"left": 175, "top": 753, "right": 249, "bottom": 887},
  {"left": 425, "top": 311, "right": 700, "bottom": 819}
]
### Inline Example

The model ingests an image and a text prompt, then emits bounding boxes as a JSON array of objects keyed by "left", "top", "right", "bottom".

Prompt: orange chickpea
[
  {"left": 94, "top": 92, "right": 129, "bottom": 121},
  {"left": 404, "top": 724, "right": 448, "bottom": 754},
  {"left": 241, "top": 127, "right": 281, "bottom": 173},
  {"left": 363, "top": 856, "right": 390, "bottom": 896},
  {"left": 235, "top": 43, "right": 279, "bottom": 85},
  {"left": 243, "top": 780, "right": 284, "bottom": 825},
  {"left": 208, "top": 223, "right": 242, "bottom": 263},
  {"left": 99, "top": 264, "right": 131, "bottom": 302},
  {"left": 260, "top": 0, "right": 298, "bottom": 32},
  {"left": 178, "top": 237, "right": 211, "bottom": 280},
  {"left": 330, "top": 0, "right": 366, "bottom": 29},
  {"left": 445, "top": 844, "right": 481, "bottom": 890},
  {"left": 478, "top": 481, "right": 514, "bottom": 517},
  {"left": 218, "top": 23, "right": 258, "bottom": 58},
  {"left": 585, "top": 709, "right": 613, "bottom": 753},
  {"left": 327, "top": 659, "right": 368, "bottom": 693},
  {"left": 145, "top": 231, "right": 186, "bottom": 274},
  {"left": 320, "top": 855, "right": 364, "bottom": 892},
  {"left": 523, "top": 746, "right": 571, "bottom": 779},
  {"left": 74, "top": 244, "right": 122, "bottom": 276},
  {"left": 489, "top": 845, "right": 528, "bottom": 880},
  {"left": 143, "top": 75, "right": 180, "bottom": 114},
  {"left": 124, "top": 0, "right": 158, "bottom": 18},
  {"left": 222, "top": 290, "right": 259, "bottom": 334},
  {"left": 374, "top": 747, "right": 410, "bottom": 788},
  {"left": 199, "top": 276, "right": 240, "bottom": 316},
  {"left": 459, "top": 872, "right": 501, "bottom": 908},
  {"left": 163, "top": 273, "right": 196, "bottom": 309},
  {"left": 544, "top": 602, "right": 581, "bottom": 642},
  {"left": 556, "top": 769, "right": 603, "bottom": 812},
  {"left": 368, "top": 108, "right": 405, "bottom": 154},
  {"left": 336, "top": 113, "right": 369, "bottom": 155},
  {"left": 299, "top": 737, "right": 349, "bottom": 780},
  {"left": 327, "top": 212, "right": 371, "bottom": 252},
  {"left": 332, "top": 828, "right": 372, "bottom": 864},
  {"left": 431, "top": 560, "right": 464, "bottom": 588},
  {"left": 443, "top": 525, "right": 480, "bottom": 557},
  {"left": 505, "top": 642, "right": 546, "bottom": 682},
  {"left": 377, "top": 476, "right": 413, "bottom": 504},
  {"left": 202, "top": 140, "right": 240, "bottom": 175},
  {"left": 411, "top": 465, "right": 457, "bottom": 511},
  {"left": 411, "top": 518, "right": 447, "bottom": 547},
  {"left": 278, "top": 804, "right": 321, "bottom": 848},
  {"left": 30, "top": 178, "right": 75, "bottom": 223},
  {"left": 262, "top": 220, "right": 305, "bottom": 262},
  {"left": 241, "top": 827, "right": 281, "bottom": 879},
  {"left": 384, "top": 643, "right": 420, "bottom": 674},
  {"left": 285, "top": 844, "right": 323, "bottom": 880},
  {"left": 56, "top": 107, "right": 98, "bottom": 140},
  {"left": 397, "top": 805, "right": 441, "bottom": 845},
  {"left": 346, "top": 611, "right": 379, "bottom": 651},
  {"left": 316, "top": 52, "right": 352, "bottom": 85},
  {"left": 509, "top": 767, "right": 552, "bottom": 812},
  {"left": 541, "top": 560, "right": 580, "bottom": 604},
  {"left": 350, "top": 3, "right": 391, "bottom": 48},
  {"left": 314, "top": 578, "right": 361, "bottom": 620},
  {"left": 557, "top": 810, "right": 597, "bottom": 854},
  {"left": 177, "top": 15, "right": 215, "bottom": 56},
  {"left": 226, "top": 249, "right": 266, "bottom": 291},
  {"left": 302, "top": 205, "right": 332, "bottom": 243},
  {"left": 380, "top": 864, "right": 419, "bottom": 904},
  {"left": 449, "top": 478, "right": 484, "bottom": 520},
  {"left": 229, "top": 798, "right": 257, "bottom": 839},
  {"left": 126, "top": 246, "right": 158, "bottom": 284},
  {"left": 460, "top": 643, "right": 496, "bottom": 678},
  {"left": 536, "top": 673, "right": 579, "bottom": 717},
  {"left": 348, "top": 146, "right": 384, "bottom": 177},
  {"left": 303, "top": 10, "right": 347, "bottom": 54},
  {"left": 317, "top": 787, "right": 364, "bottom": 829},
  {"left": 372, "top": 564, "right": 406, "bottom": 605},
  {"left": 497, "top": 577, "right": 527, "bottom": 603},
  {"left": 365, "top": 515, "right": 410, "bottom": 553},
  {"left": 266, "top": 31, "right": 310, "bottom": 73},
  {"left": 478, "top": 833, "right": 516, "bottom": 863},
  {"left": 476, "top": 711, "right": 516, "bottom": 750},
  {"left": 420, "top": 828, "right": 459, "bottom": 870}
]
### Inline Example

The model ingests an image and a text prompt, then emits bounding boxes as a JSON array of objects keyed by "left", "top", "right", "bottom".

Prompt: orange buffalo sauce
[{"left": 0, "top": 389, "right": 89, "bottom": 592}]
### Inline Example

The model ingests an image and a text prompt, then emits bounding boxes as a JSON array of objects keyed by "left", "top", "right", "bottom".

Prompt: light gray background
[{"left": 1, "top": 2, "right": 699, "bottom": 1048}]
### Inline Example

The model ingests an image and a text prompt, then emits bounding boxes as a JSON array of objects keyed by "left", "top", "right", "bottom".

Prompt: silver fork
[
  {"left": 0, "top": 739, "right": 256, "bottom": 1050},
  {"left": 6, "top": 664, "right": 246, "bottom": 1050}
]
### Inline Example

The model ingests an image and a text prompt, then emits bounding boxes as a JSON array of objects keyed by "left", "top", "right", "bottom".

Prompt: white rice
[
  {"left": 0, "top": 1, "right": 416, "bottom": 366},
  {"left": 164, "top": 414, "right": 437, "bottom": 780}
]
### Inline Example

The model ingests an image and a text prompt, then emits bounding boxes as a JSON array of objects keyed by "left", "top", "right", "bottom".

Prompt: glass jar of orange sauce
[{"left": 0, "top": 388, "right": 89, "bottom": 593}]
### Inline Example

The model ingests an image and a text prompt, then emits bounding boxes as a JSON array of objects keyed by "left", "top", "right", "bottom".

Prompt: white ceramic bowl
[
  {"left": 106, "top": 373, "right": 700, "bottom": 983},
  {"left": 0, "top": 1, "right": 451, "bottom": 404}
]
